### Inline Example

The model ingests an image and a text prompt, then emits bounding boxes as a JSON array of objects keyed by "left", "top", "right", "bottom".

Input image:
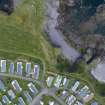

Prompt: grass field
[
  {"left": 0, "top": 0, "right": 59, "bottom": 71},
  {"left": 0, "top": 0, "right": 104, "bottom": 104}
]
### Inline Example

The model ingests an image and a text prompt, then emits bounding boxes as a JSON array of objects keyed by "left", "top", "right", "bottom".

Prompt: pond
[
  {"left": 0, "top": 0, "right": 9, "bottom": 6},
  {"left": 0, "top": 0, "right": 14, "bottom": 14}
]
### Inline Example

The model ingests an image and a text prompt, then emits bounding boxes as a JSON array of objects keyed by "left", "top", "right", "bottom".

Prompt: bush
[{"left": 56, "top": 55, "right": 71, "bottom": 72}]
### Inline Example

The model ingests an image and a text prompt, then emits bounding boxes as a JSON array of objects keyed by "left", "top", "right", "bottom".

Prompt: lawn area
[{"left": 0, "top": 0, "right": 59, "bottom": 71}]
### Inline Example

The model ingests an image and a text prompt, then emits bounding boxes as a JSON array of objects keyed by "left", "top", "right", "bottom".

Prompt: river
[{"left": 44, "top": 0, "right": 80, "bottom": 62}]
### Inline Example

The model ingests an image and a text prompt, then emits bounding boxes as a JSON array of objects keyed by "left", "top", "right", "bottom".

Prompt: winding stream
[{"left": 44, "top": 0, "right": 80, "bottom": 62}]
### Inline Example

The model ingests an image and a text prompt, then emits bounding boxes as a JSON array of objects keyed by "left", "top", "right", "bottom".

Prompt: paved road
[
  {"left": 45, "top": 0, "right": 80, "bottom": 62},
  {"left": 0, "top": 73, "right": 42, "bottom": 86},
  {"left": 31, "top": 87, "right": 66, "bottom": 105},
  {"left": 31, "top": 88, "right": 48, "bottom": 105},
  {"left": 0, "top": 72, "right": 66, "bottom": 105},
  {"left": 52, "top": 94, "right": 67, "bottom": 105}
]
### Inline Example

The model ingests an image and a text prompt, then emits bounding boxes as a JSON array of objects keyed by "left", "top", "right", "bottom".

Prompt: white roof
[
  {"left": 49, "top": 101, "right": 54, "bottom": 105},
  {"left": 54, "top": 75, "right": 62, "bottom": 88},
  {"left": 40, "top": 101, "right": 44, "bottom": 105},
  {"left": 71, "top": 81, "right": 80, "bottom": 92},
  {"left": 46, "top": 76, "right": 54, "bottom": 87}
]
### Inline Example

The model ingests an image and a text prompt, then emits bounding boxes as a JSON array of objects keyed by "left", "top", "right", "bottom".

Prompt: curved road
[{"left": 31, "top": 88, "right": 67, "bottom": 105}]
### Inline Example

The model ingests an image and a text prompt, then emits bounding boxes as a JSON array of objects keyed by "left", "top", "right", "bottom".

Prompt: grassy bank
[{"left": 0, "top": 0, "right": 59, "bottom": 71}]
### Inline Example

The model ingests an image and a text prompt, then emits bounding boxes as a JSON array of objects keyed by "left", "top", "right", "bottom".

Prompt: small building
[
  {"left": 8, "top": 89, "right": 16, "bottom": 100},
  {"left": 1, "top": 60, "right": 6, "bottom": 73},
  {"left": 11, "top": 80, "right": 22, "bottom": 92},
  {"left": 2, "top": 95, "right": 11, "bottom": 104},
  {"left": 74, "top": 101, "right": 83, "bottom": 105},
  {"left": 17, "top": 62, "right": 23, "bottom": 75},
  {"left": 83, "top": 93, "right": 94, "bottom": 103},
  {"left": 91, "top": 101, "right": 99, "bottom": 105},
  {"left": 66, "top": 95, "right": 76, "bottom": 105},
  {"left": 61, "top": 90, "right": 69, "bottom": 99},
  {"left": 49, "top": 101, "right": 55, "bottom": 105},
  {"left": 0, "top": 80, "right": 6, "bottom": 92},
  {"left": 71, "top": 81, "right": 80, "bottom": 92},
  {"left": 40, "top": 101, "right": 44, "bottom": 105},
  {"left": 28, "top": 83, "right": 38, "bottom": 95},
  {"left": 23, "top": 91, "right": 32, "bottom": 104},
  {"left": 34, "top": 65, "right": 39, "bottom": 80},
  {"left": 18, "top": 97, "right": 26, "bottom": 105},
  {"left": 26, "top": 63, "right": 31, "bottom": 75},
  {"left": 62, "top": 78, "right": 67, "bottom": 86},
  {"left": 9, "top": 63, "right": 14, "bottom": 74},
  {"left": 77, "top": 85, "right": 94, "bottom": 103},
  {"left": 46, "top": 76, "right": 54, "bottom": 87},
  {"left": 61, "top": 77, "right": 69, "bottom": 88},
  {"left": 54, "top": 75, "right": 62, "bottom": 88}
]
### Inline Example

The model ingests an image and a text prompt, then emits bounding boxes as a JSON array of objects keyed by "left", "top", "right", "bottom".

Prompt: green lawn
[
  {"left": 0, "top": 0, "right": 58, "bottom": 71},
  {"left": 0, "top": 25, "right": 40, "bottom": 55}
]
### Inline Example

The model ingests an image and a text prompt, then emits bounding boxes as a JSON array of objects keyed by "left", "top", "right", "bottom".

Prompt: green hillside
[{"left": 0, "top": 0, "right": 58, "bottom": 70}]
